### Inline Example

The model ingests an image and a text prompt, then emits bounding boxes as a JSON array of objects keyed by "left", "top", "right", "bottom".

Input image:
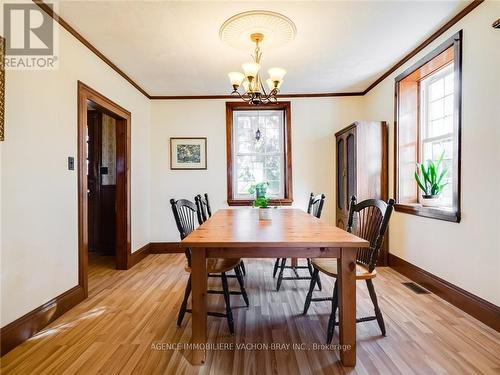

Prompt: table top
[{"left": 181, "top": 208, "right": 370, "bottom": 248}]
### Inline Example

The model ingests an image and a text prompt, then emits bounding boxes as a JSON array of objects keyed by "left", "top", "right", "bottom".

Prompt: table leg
[
  {"left": 191, "top": 247, "right": 207, "bottom": 364},
  {"left": 338, "top": 247, "right": 357, "bottom": 367},
  {"left": 291, "top": 258, "right": 298, "bottom": 267}
]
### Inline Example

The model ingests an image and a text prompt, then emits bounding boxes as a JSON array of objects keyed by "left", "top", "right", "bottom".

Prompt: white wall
[
  {"left": 1, "top": 26, "right": 151, "bottom": 326},
  {"left": 150, "top": 97, "right": 364, "bottom": 241},
  {"left": 362, "top": 1, "right": 500, "bottom": 305}
]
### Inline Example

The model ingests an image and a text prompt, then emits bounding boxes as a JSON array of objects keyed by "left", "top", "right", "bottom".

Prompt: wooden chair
[
  {"left": 273, "top": 193, "right": 326, "bottom": 291},
  {"left": 303, "top": 196, "right": 395, "bottom": 343},
  {"left": 195, "top": 193, "right": 246, "bottom": 276},
  {"left": 170, "top": 198, "right": 249, "bottom": 335}
]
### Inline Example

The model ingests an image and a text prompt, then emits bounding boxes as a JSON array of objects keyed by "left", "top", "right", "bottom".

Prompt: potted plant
[
  {"left": 414, "top": 151, "right": 448, "bottom": 207},
  {"left": 249, "top": 182, "right": 272, "bottom": 220}
]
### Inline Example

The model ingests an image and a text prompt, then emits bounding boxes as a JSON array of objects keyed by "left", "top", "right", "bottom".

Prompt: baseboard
[
  {"left": 129, "top": 243, "right": 151, "bottom": 267},
  {"left": 388, "top": 253, "right": 500, "bottom": 332},
  {"left": 149, "top": 242, "right": 182, "bottom": 254},
  {"left": 0, "top": 285, "right": 86, "bottom": 356}
]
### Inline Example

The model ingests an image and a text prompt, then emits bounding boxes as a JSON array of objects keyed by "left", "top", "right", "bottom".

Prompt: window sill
[
  {"left": 227, "top": 198, "right": 293, "bottom": 207},
  {"left": 394, "top": 203, "right": 460, "bottom": 223}
]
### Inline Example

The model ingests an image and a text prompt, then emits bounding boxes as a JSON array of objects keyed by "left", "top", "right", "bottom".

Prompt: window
[
  {"left": 394, "top": 31, "right": 462, "bottom": 222},
  {"left": 226, "top": 102, "right": 292, "bottom": 205}
]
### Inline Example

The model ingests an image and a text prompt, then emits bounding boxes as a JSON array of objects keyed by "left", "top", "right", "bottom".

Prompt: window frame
[
  {"left": 226, "top": 101, "right": 293, "bottom": 206},
  {"left": 394, "top": 30, "right": 462, "bottom": 223}
]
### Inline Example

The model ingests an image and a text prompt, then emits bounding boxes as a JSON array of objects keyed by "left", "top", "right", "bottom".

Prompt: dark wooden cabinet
[{"left": 335, "top": 121, "right": 389, "bottom": 264}]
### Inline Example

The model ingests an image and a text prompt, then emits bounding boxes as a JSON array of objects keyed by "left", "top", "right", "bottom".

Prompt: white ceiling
[{"left": 57, "top": 1, "right": 471, "bottom": 96}]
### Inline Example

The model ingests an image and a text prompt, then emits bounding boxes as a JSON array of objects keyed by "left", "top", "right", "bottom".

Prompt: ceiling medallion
[{"left": 220, "top": 11, "right": 296, "bottom": 105}]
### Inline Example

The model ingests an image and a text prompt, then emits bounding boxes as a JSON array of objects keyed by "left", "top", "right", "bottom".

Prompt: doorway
[
  {"left": 78, "top": 81, "right": 131, "bottom": 296},
  {"left": 87, "top": 107, "right": 117, "bottom": 257}
]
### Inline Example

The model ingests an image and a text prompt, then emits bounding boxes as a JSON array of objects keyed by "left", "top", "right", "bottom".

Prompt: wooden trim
[
  {"left": 149, "top": 242, "right": 183, "bottom": 254},
  {"left": 394, "top": 31, "right": 462, "bottom": 222},
  {"left": 0, "top": 36, "right": 4, "bottom": 141},
  {"left": 149, "top": 92, "right": 364, "bottom": 100},
  {"left": 364, "top": 0, "right": 483, "bottom": 94},
  {"left": 33, "top": 0, "right": 482, "bottom": 99},
  {"left": 394, "top": 203, "right": 460, "bottom": 222},
  {"left": 78, "top": 80, "right": 132, "bottom": 281},
  {"left": 129, "top": 243, "right": 150, "bottom": 267},
  {"left": 225, "top": 102, "right": 293, "bottom": 206},
  {"left": 0, "top": 285, "right": 85, "bottom": 356},
  {"left": 33, "top": 0, "right": 150, "bottom": 98},
  {"left": 388, "top": 254, "right": 500, "bottom": 332}
]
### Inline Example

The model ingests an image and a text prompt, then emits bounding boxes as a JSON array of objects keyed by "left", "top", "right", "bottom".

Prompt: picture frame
[{"left": 170, "top": 137, "right": 207, "bottom": 170}]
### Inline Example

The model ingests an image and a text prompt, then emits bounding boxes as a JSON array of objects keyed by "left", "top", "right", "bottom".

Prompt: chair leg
[
  {"left": 326, "top": 280, "right": 338, "bottom": 344},
  {"left": 276, "top": 258, "right": 287, "bottom": 291},
  {"left": 306, "top": 259, "right": 322, "bottom": 291},
  {"left": 221, "top": 272, "right": 235, "bottom": 335},
  {"left": 316, "top": 273, "right": 323, "bottom": 291},
  {"left": 366, "top": 279, "right": 386, "bottom": 336},
  {"left": 177, "top": 274, "right": 192, "bottom": 327},
  {"left": 240, "top": 260, "right": 246, "bottom": 276},
  {"left": 235, "top": 265, "right": 249, "bottom": 307},
  {"left": 303, "top": 268, "right": 319, "bottom": 315},
  {"left": 272, "top": 258, "right": 280, "bottom": 278}
]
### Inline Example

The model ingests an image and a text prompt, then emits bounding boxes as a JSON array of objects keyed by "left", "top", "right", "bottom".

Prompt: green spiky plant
[{"left": 414, "top": 151, "right": 449, "bottom": 198}]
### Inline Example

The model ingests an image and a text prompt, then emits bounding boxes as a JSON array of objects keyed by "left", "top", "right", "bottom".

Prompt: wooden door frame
[{"left": 78, "top": 81, "right": 131, "bottom": 296}]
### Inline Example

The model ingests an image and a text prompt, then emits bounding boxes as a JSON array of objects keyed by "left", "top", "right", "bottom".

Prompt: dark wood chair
[
  {"left": 303, "top": 196, "right": 395, "bottom": 343},
  {"left": 170, "top": 198, "right": 249, "bottom": 335},
  {"left": 195, "top": 193, "right": 246, "bottom": 276},
  {"left": 273, "top": 193, "right": 326, "bottom": 291}
]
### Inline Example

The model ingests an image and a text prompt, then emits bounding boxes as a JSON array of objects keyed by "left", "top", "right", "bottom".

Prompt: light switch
[{"left": 68, "top": 157, "right": 74, "bottom": 170}]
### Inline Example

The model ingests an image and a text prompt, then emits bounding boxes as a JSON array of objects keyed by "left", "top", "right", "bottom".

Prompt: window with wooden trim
[
  {"left": 226, "top": 102, "right": 292, "bottom": 206},
  {"left": 394, "top": 31, "right": 462, "bottom": 222}
]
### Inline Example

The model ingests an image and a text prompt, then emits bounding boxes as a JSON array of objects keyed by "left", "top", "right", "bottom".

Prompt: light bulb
[
  {"left": 228, "top": 72, "right": 245, "bottom": 89},
  {"left": 242, "top": 62, "right": 261, "bottom": 79},
  {"left": 266, "top": 78, "right": 282, "bottom": 91},
  {"left": 268, "top": 67, "right": 286, "bottom": 83}
]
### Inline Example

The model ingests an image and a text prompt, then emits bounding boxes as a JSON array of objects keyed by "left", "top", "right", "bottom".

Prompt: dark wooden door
[{"left": 87, "top": 110, "right": 116, "bottom": 255}]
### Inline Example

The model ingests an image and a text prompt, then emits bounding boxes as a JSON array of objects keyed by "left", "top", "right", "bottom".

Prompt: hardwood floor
[{"left": 1, "top": 254, "right": 499, "bottom": 374}]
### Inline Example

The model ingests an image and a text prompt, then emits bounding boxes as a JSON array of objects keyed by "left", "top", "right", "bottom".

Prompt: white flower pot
[
  {"left": 259, "top": 208, "right": 272, "bottom": 220},
  {"left": 421, "top": 195, "right": 441, "bottom": 207}
]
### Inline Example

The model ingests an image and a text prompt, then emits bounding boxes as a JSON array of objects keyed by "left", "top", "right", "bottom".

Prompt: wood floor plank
[{"left": 1, "top": 254, "right": 499, "bottom": 375}]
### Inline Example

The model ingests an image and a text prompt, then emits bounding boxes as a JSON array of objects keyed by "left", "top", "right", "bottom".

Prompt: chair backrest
[
  {"left": 195, "top": 193, "right": 212, "bottom": 224},
  {"left": 307, "top": 193, "right": 326, "bottom": 219},
  {"left": 170, "top": 198, "right": 198, "bottom": 266},
  {"left": 346, "top": 196, "right": 395, "bottom": 272}
]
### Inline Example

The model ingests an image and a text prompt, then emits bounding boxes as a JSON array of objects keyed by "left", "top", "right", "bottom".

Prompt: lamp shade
[
  {"left": 242, "top": 62, "right": 261, "bottom": 78},
  {"left": 228, "top": 72, "right": 245, "bottom": 87},
  {"left": 242, "top": 79, "right": 250, "bottom": 93},
  {"left": 268, "top": 67, "right": 286, "bottom": 82}
]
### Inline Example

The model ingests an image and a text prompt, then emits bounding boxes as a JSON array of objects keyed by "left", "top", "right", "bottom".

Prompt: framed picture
[{"left": 170, "top": 137, "right": 207, "bottom": 170}]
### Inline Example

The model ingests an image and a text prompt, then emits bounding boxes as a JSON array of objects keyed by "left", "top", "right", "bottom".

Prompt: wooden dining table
[{"left": 180, "top": 208, "right": 369, "bottom": 367}]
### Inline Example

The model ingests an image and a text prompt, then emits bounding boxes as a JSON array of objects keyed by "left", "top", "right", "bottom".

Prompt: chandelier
[
  {"left": 220, "top": 10, "right": 296, "bottom": 106},
  {"left": 227, "top": 33, "right": 286, "bottom": 105}
]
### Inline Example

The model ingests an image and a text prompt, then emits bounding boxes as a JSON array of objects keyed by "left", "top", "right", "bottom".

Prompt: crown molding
[
  {"left": 33, "top": 0, "right": 483, "bottom": 100},
  {"left": 33, "top": 0, "right": 150, "bottom": 98},
  {"left": 362, "top": 0, "right": 483, "bottom": 95}
]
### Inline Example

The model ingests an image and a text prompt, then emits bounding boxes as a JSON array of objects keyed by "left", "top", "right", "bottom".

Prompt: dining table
[{"left": 180, "top": 208, "right": 369, "bottom": 367}]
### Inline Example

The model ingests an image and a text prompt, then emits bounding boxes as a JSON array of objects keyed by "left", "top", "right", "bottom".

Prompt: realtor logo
[{"left": 3, "top": 2, "right": 58, "bottom": 70}]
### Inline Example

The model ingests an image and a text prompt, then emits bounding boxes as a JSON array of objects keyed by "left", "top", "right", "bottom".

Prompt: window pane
[
  {"left": 444, "top": 95, "right": 454, "bottom": 117},
  {"left": 430, "top": 99, "right": 444, "bottom": 120},
  {"left": 444, "top": 70, "right": 454, "bottom": 95},
  {"left": 429, "top": 79, "right": 444, "bottom": 101},
  {"left": 420, "top": 64, "right": 455, "bottom": 209},
  {"left": 233, "top": 110, "right": 285, "bottom": 199}
]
